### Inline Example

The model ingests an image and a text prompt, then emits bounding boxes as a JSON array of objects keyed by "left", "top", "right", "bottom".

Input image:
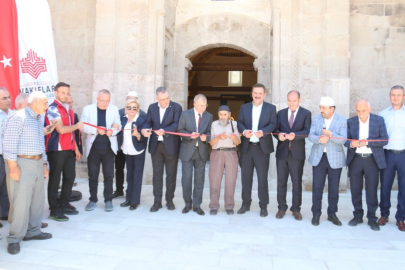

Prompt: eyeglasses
[{"left": 126, "top": 106, "right": 138, "bottom": 111}]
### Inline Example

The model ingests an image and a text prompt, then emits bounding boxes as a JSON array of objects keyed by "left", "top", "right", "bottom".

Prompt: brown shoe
[
  {"left": 377, "top": 217, "right": 389, "bottom": 226},
  {"left": 292, "top": 212, "right": 302, "bottom": 221},
  {"left": 41, "top": 222, "right": 48, "bottom": 228},
  {"left": 276, "top": 210, "right": 286, "bottom": 219},
  {"left": 396, "top": 221, "right": 405, "bottom": 231}
]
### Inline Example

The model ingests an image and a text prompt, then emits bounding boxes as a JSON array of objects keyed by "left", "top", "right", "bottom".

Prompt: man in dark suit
[
  {"left": 178, "top": 94, "right": 213, "bottom": 215},
  {"left": 237, "top": 83, "right": 277, "bottom": 217},
  {"left": 113, "top": 91, "right": 147, "bottom": 198},
  {"left": 274, "top": 90, "right": 311, "bottom": 220},
  {"left": 345, "top": 99, "right": 388, "bottom": 231},
  {"left": 141, "top": 87, "right": 182, "bottom": 212}
]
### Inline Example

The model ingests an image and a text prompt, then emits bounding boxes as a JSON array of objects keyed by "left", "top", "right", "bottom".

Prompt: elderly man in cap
[
  {"left": 113, "top": 91, "right": 146, "bottom": 198},
  {"left": 308, "top": 97, "right": 347, "bottom": 226},
  {"left": 208, "top": 105, "right": 240, "bottom": 215}
]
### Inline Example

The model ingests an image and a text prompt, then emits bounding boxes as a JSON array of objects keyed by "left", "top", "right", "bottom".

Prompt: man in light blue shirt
[{"left": 378, "top": 85, "right": 405, "bottom": 231}]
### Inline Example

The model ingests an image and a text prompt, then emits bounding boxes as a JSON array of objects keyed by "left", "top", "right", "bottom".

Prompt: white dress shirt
[
  {"left": 323, "top": 113, "right": 335, "bottom": 153},
  {"left": 121, "top": 114, "right": 144, "bottom": 155},
  {"left": 0, "top": 109, "right": 12, "bottom": 154},
  {"left": 250, "top": 102, "right": 263, "bottom": 143},
  {"left": 158, "top": 103, "right": 167, "bottom": 142},
  {"left": 356, "top": 115, "right": 372, "bottom": 154},
  {"left": 194, "top": 108, "right": 201, "bottom": 146},
  {"left": 288, "top": 106, "right": 300, "bottom": 125}
]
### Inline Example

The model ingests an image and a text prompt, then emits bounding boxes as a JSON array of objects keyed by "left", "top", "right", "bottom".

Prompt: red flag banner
[{"left": 0, "top": 0, "right": 20, "bottom": 108}]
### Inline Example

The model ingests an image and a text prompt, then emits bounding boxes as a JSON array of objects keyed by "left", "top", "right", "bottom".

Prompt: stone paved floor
[{"left": 1, "top": 178, "right": 405, "bottom": 270}]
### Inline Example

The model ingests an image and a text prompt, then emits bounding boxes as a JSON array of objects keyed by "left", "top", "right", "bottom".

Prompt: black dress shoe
[
  {"left": 210, "top": 210, "right": 218, "bottom": 215},
  {"left": 226, "top": 209, "right": 234, "bottom": 215},
  {"left": 150, "top": 202, "right": 162, "bottom": 212},
  {"left": 0, "top": 216, "right": 8, "bottom": 221},
  {"left": 368, "top": 221, "right": 380, "bottom": 231},
  {"left": 237, "top": 205, "right": 250, "bottom": 214},
  {"left": 311, "top": 216, "right": 320, "bottom": 226},
  {"left": 327, "top": 215, "right": 342, "bottom": 226},
  {"left": 193, "top": 207, "right": 205, "bottom": 216},
  {"left": 23, "top": 232, "right": 52, "bottom": 241},
  {"left": 129, "top": 204, "right": 139, "bottom": 211},
  {"left": 260, "top": 208, "right": 268, "bottom": 217},
  {"left": 67, "top": 204, "right": 76, "bottom": 210},
  {"left": 112, "top": 191, "right": 124, "bottom": 199},
  {"left": 182, "top": 205, "right": 192, "bottom": 214},
  {"left": 348, "top": 217, "right": 363, "bottom": 227},
  {"left": 166, "top": 200, "right": 175, "bottom": 210},
  {"left": 0, "top": 222, "right": 2, "bottom": 228},
  {"left": 7, "top": 243, "right": 20, "bottom": 255},
  {"left": 63, "top": 208, "right": 79, "bottom": 215},
  {"left": 120, "top": 201, "right": 131, "bottom": 207}
]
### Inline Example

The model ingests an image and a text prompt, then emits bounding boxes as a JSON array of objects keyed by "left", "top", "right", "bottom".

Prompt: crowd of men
[{"left": 0, "top": 83, "right": 404, "bottom": 255}]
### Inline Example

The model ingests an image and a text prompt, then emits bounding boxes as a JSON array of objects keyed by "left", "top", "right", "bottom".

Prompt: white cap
[
  {"left": 320, "top": 96, "right": 335, "bottom": 106},
  {"left": 126, "top": 91, "right": 138, "bottom": 98}
]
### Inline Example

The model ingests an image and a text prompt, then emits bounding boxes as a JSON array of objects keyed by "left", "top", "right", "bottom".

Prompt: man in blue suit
[
  {"left": 237, "top": 83, "right": 277, "bottom": 217},
  {"left": 142, "top": 87, "right": 182, "bottom": 212},
  {"left": 308, "top": 97, "right": 347, "bottom": 226},
  {"left": 345, "top": 99, "right": 388, "bottom": 231}
]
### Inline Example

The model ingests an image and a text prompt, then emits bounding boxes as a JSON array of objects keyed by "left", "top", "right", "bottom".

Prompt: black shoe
[
  {"left": 0, "top": 216, "right": 8, "bottom": 221},
  {"left": 368, "top": 221, "right": 380, "bottom": 231},
  {"left": 166, "top": 200, "right": 175, "bottom": 210},
  {"left": 49, "top": 212, "right": 69, "bottom": 222},
  {"left": 260, "top": 208, "right": 268, "bottom": 217},
  {"left": 0, "top": 222, "right": 2, "bottom": 228},
  {"left": 120, "top": 201, "right": 131, "bottom": 207},
  {"left": 210, "top": 210, "right": 218, "bottom": 215},
  {"left": 237, "top": 205, "right": 250, "bottom": 214},
  {"left": 112, "top": 191, "right": 124, "bottom": 199},
  {"left": 7, "top": 243, "right": 20, "bottom": 255},
  {"left": 327, "top": 214, "right": 342, "bottom": 226},
  {"left": 67, "top": 204, "right": 76, "bottom": 210},
  {"left": 129, "top": 204, "right": 139, "bottom": 211},
  {"left": 348, "top": 217, "right": 363, "bottom": 227},
  {"left": 226, "top": 209, "right": 234, "bottom": 215},
  {"left": 193, "top": 207, "right": 205, "bottom": 216},
  {"left": 23, "top": 232, "right": 52, "bottom": 241},
  {"left": 150, "top": 202, "right": 162, "bottom": 212},
  {"left": 312, "top": 216, "right": 320, "bottom": 226},
  {"left": 182, "top": 205, "right": 192, "bottom": 214},
  {"left": 63, "top": 208, "right": 79, "bottom": 215}
]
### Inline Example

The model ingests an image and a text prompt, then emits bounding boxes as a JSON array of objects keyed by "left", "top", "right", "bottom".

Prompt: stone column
[{"left": 155, "top": 9, "right": 166, "bottom": 89}]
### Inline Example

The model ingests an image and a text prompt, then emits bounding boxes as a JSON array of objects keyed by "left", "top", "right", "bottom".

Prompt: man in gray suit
[
  {"left": 308, "top": 97, "right": 347, "bottom": 226},
  {"left": 178, "top": 94, "right": 213, "bottom": 215}
]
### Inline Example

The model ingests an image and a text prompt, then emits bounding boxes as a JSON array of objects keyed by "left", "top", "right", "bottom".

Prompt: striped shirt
[{"left": 3, "top": 106, "right": 47, "bottom": 161}]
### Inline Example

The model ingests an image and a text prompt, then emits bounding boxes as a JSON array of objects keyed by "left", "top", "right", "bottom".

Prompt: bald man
[{"left": 345, "top": 100, "right": 388, "bottom": 231}]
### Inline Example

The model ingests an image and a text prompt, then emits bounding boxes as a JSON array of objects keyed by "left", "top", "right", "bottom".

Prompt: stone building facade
[{"left": 47, "top": 0, "right": 405, "bottom": 190}]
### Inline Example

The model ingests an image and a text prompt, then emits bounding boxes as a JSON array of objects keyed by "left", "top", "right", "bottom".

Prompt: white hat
[
  {"left": 126, "top": 91, "right": 138, "bottom": 98},
  {"left": 320, "top": 96, "right": 335, "bottom": 106}
]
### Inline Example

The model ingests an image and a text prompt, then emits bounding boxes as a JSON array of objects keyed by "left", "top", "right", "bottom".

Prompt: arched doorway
[{"left": 187, "top": 47, "right": 257, "bottom": 119}]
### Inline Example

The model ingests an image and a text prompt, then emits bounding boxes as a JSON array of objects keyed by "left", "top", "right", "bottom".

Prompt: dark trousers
[
  {"left": 311, "top": 153, "right": 342, "bottom": 217},
  {"left": 47, "top": 151, "right": 76, "bottom": 213},
  {"left": 380, "top": 150, "right": 405, "bottom": 221},
  {"left": 349, "top": 155, "right": 379, "bottom": 222},
  {"left": 182, "top": 148, "right": 206, "bottom": 208},
  {"left": 240, "top": 144, "right": 270, "bottom": 208},
  {"left": 276, "top": 151, "right": 304, "bottom": 212},
  {"left": 151, "top": 142, "right": 178, "bottom": 203},
  {"left": 0, "top": 155, "right": 9, "bottom": 218},
  {"left": 115, "top": 150, "right": 126, "bottom": 193},
  {"left": 87, "top": 148, "right": 115, "bottom": 203},
  {"left": 125, "top": 152, "right": 146, "bottom": 205}
]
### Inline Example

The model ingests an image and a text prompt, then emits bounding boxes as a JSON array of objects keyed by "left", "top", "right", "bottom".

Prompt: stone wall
[{"left": 350, "top": 0, "right": 405, "bottom": 116}]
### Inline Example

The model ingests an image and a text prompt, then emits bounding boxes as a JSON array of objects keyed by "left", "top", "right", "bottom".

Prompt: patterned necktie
[
  {"left": 289, "top": 110, "right": 295, "bottom": 149},
  {"left": 198, "top": 114, "right": 202, "bottom": 130}
]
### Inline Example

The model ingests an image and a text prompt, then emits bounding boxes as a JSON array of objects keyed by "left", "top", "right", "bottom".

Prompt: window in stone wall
[{"left": 228, "top": 71, "right": 243, "bottom": 87}]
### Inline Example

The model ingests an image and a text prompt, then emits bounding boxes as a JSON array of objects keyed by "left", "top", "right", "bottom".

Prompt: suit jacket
[
  {"left": 237, "top": 101, "right": 278, "bottom": 154},
  {"left": 344, "top": 114, "right": 388, "bottom": 169},
  {"left": 74, "top": 113, "right": 83, "bottom": 154},
  {"left": 178, "top": 108, "right": 213, "bottom": 162},
  {"left": 117, "top": 113, "right": 148, "bottom": 153},
  {"left": 80, "top": 103, "right": 121, "bottom": 158},
  {"left": 308, "top": 113, "right": 347, "bottom": 169},
  {"left": 274, "top": 107, "right": 311, "bottom": 160},
  {"left": 143, "top": 101, "right": 182, "bottom": 156}
]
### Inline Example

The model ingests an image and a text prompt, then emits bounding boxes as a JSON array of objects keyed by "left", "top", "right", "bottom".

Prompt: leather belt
[
  {"left": 17, "top": 154, "right": 43, "bottom": 160},
  {"left": 355, "top": 153, "right": 372, "bottom": 158},
  {"left": 387, "top": 149, "right": 405, "bottom": 154},
  {"left": 213, "top": 148, "right": 237, "bottom": 151},
  {"left": 249, "top": 142, "right": 259, "bottom": 145}
]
